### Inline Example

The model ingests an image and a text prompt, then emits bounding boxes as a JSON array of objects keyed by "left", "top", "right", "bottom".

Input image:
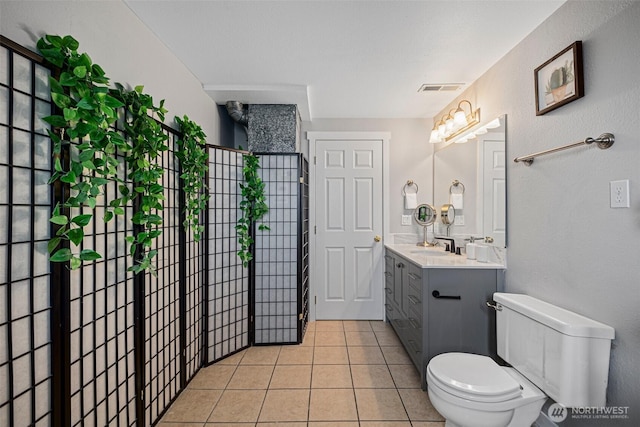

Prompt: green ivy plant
[
  {"left": 111, "top": 83, "right": 169, "bottom": 274},
  {"left": 38, "top": 34, "right": 125, "bottom": 269},
  {"left": 175, "top": 115, "right": 209, "bottom": 241},
  {"left": 38, "top": 34, "right": 168, "bottom": 273},
  {"left": 236, "top": 153, "right": 270, "bottom": 267}
]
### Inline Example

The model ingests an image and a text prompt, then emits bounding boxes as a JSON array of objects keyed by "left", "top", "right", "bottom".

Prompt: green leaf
[
  {"left": 71, "top": 214, "right": 92, "bottom": 227},
  {"left": 78, "top": 149, "right": 95, "bottom": 162},
  {"left": 79, "top": 249, "right": 102, "bottom": 261},
  {"left": 63, "top": 108, "right": 78, "bottom": 121},
  {"left": 70, "top": 257, "right": 82, "bottom": 270},
  {"left": 59, "top": 72, "right": 77, "bottom": 87},
  {"left": 48, "top": 76, "right": 65, "bottom": 94},
  {"left": 103, "top": 211, "right": 114, "bottom": 222},
  {"left": 51, "top": 92, "right": 71, "bottom": 108},
  {"left": 114, "top": 207, "right": 125, "bottom": 215},
  {"left": 147, "top": 214, "right": 162, "bottom": 225},
  {"left": 76, "top": 97, "right": 95, "bottom": 110},
  {"left": 82, "top": 160, "right": 96, "bottom": 170},
  {"left": 48, "top": 237, "right": 61, "bottom": 253},
  {"left": 50, "top": 248, "right": 73, "bottom": 262},
  {"left": 68, "top": 228, "right": 84, "bottom": 246},
  {"left": 62, "top": 35, "right": 79, "bottom": 50},
  {"left": 50, "top": 215, "right": 68, "bottom": 225},
  {"left": 73, "top": 66, "right": 87, "bottom": 78},
  {"left": 43, "top": 115, "right": 68, "bottom": 127},
  {"left": 92, "top": 178, "right": 108, "bottom": 186},
  {"left": 104, "top": 94, "right": 125, "bottom": 108},
  {"left": 60, "top": 170, "right": 76, "bottom": 184}
]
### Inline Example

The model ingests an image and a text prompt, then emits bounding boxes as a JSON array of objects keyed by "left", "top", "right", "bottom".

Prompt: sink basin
[{"left": 409, "top": 249, "right": 448, "bottom": 257}]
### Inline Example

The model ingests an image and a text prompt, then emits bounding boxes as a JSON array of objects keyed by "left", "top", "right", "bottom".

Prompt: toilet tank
[{"left": 494, "top": 293, "right": 614, "bottom": 408}]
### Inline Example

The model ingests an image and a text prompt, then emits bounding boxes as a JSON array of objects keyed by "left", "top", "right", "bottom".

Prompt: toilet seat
[{"left": 427, "top": 353, "right": 522, "bottom": 403}]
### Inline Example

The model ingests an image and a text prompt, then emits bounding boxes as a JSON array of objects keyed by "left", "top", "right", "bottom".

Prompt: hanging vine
[
  {"left": 174, "top": 115, "right": 209, "bottom": 241},
  {"left": 111, "top": 83, "right": 169, "bottom": 274},
  {"left": 236, "top": 153, "right": 270, "bottom": 267},
  {"left": 39, "top": 35, "right": 125, "bottom": 269},
  {"left": 38, "top": 34, "right": 168, "bottom": 272}
]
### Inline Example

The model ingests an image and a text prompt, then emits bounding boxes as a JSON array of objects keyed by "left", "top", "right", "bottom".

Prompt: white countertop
[{"left": 385, "top": 244, "right": 505, "bottom": 269}]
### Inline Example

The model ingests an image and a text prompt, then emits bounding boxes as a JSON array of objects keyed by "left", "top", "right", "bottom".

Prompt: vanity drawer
[
  {"left": 408, "top": 263, "right": 422, "bottom": 281},
  {"left": 406, "top": 326, "right": 423, "bottom": 367},
  {"left": 407, "top": 283, "right": 423, "bottom": 313}
]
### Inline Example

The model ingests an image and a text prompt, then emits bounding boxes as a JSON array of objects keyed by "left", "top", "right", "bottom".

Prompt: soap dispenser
[{"left": 466, "top": 237, "right": 478, "bottom": 260}]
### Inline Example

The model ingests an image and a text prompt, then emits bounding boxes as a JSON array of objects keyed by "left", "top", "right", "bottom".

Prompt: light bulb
[
  {"left": 429, "top": 129, "right": 440, "bottom": 143},
  {"left": 445, "top": 117, "right": 454, "bottom": 133},
  {"left": 453, "top": 108, "right": 467, "bottom": 127}
]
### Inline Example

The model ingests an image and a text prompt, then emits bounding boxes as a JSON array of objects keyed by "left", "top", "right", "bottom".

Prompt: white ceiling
[{"left": 124, "top": 0, "right": 565, "bottom": 121}]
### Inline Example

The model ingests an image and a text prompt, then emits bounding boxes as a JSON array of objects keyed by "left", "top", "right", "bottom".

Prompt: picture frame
[{"left": 534, "top": 41, "right": 584, "bottom": 116}]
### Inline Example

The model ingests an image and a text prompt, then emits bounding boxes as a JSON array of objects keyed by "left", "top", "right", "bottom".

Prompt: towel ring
[
  {"left": 402, "top": 180, "right": 419, "bottom": 196},
  {"left": 449, "top": 180, "right": 465, "bottom": 195}
]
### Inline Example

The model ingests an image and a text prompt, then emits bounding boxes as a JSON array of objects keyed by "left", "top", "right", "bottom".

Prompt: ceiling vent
[{"left": 418, "top": 83, "right": 464, "bottom": 92}]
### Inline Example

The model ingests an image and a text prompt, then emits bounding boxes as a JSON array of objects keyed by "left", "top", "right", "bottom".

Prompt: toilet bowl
[
  {"left": 425, "top": 293, "right": 615, "bottom": 427},
  {"left": 426, "top": 352, "right": 546, "bottom": 427}
]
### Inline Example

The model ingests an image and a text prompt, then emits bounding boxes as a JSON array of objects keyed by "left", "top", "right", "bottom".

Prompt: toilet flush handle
[{"left": 486, "top": 301, "right": 502, "bottom": 311}]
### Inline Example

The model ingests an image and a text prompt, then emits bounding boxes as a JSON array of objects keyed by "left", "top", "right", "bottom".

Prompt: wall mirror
[{"left": 433, "top": 114, "right": 506, "bottom": 247}]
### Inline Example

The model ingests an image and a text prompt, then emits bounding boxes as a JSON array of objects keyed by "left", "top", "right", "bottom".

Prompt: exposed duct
[{"left": 225, "top": 100, "right": 248, "bottom": 126}]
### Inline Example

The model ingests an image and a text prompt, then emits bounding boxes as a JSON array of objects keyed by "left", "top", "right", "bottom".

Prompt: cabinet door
[
  {"left": 426, "top": 269, "right": 497, "bottom": 359},
  {"left": 393, "top": 260, "right": 405, "bottom": 310},
  {"left": 384, "top": 254, "right": 395, "bottom": 320}
]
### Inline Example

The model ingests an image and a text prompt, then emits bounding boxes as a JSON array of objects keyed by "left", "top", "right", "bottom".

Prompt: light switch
[{"left": 401, "top": 215, "right": 412, "bottom": 225}]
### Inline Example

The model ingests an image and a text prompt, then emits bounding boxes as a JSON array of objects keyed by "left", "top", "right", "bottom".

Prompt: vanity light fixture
[
  {"left": 429, "top": 99, "right": 481, "bottom": 143},
  {"left": 451, "top": 116, "right": 501, "bottom": 144}
]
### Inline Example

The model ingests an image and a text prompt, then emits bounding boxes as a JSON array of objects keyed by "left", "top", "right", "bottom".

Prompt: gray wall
[
  {"left": 434, "top": 1, "right": 639, "bottom": 424},
  {"left": 1, "top": 0, "right": 220, "bottom": 139}
]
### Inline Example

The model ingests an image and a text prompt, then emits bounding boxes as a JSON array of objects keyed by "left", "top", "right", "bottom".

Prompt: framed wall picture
[{"left": 534, "top": 41, "right": 584, "bottom": 115}]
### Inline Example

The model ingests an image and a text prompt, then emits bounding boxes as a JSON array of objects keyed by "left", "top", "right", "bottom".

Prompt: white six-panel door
[
  {"left": 482, "top": 138, "right": 506, "bottom": 247},
  {"left": 314, "top": 139, "right": 384, "bottom": 320}
]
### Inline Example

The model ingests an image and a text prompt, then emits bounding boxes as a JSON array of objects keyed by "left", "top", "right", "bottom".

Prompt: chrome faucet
[{"left": 435, "top": 237, "right": 456, "bottom": 253}]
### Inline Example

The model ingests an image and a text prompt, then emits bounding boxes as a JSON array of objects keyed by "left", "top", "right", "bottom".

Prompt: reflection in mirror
[{"left": 433, "top": 115, "right": 506, "bottom": 247}]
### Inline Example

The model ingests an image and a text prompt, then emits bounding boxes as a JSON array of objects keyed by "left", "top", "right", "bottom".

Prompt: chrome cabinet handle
[
  {"left": 384, "top": 271, "right": 392, "bottom": 278},
  {"left": 408, "top": 295, "right": 421, "bottom": 305},
  {"left": 408, "top": 273, "right": 420, "bottom": 281},
  {"left": 408, "top": 317, "right": 420, "bottom": 329},
  {"left": 384, "top": 287, "right": 392, "bottom": 294},
  {"left": 396, "top": 262, "right": 405, "bottom": 268}
]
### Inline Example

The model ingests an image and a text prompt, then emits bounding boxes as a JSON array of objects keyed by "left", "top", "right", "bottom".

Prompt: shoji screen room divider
[{"left": 1, "top": 36, "right": 308, "bottom": 427}]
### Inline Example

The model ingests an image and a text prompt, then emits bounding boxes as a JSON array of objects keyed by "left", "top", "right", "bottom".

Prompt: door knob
[{"left": 374, "top": 235, "right": 382, "bottom": 242}]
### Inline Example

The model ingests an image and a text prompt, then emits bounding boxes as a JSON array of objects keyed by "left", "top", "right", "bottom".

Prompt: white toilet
[{"left": 426, "top": 292, "right": 615, "bottom": 427}]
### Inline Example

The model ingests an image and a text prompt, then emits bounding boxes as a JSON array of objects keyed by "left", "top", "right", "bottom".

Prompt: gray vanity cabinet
[{"left": 384, "top": 249, "right": 502, "bottom": 389}]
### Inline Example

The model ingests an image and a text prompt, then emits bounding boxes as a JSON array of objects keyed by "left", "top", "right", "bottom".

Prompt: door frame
[{"left": 307, "top": 131, "right": 391, "bottom": 321}]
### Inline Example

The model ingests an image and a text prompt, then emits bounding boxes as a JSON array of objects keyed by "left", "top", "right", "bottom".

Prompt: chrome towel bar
[{"left": 513, "top": 133, "right": 614, "bottom": 166}]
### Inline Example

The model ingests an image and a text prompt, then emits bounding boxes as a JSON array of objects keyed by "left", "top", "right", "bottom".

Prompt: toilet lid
[{"left": 428, "top": 353, "right": 522, "bottom": 403}]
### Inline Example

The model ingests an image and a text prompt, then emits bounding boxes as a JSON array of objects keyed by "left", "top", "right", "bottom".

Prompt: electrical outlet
[
  {"left": 610, "top": 180, "right": 630, "bottom": 208},
  {"left": 455, "top": 215, "right": 465, "bottom": 225},
  {"left": 401, "top": 215, "right": 412, "bottom": 226}
]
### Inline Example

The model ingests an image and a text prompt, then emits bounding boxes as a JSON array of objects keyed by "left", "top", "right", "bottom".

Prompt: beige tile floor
[{"left": 159, "top": 320, "right": 445, "bottom": 427}]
